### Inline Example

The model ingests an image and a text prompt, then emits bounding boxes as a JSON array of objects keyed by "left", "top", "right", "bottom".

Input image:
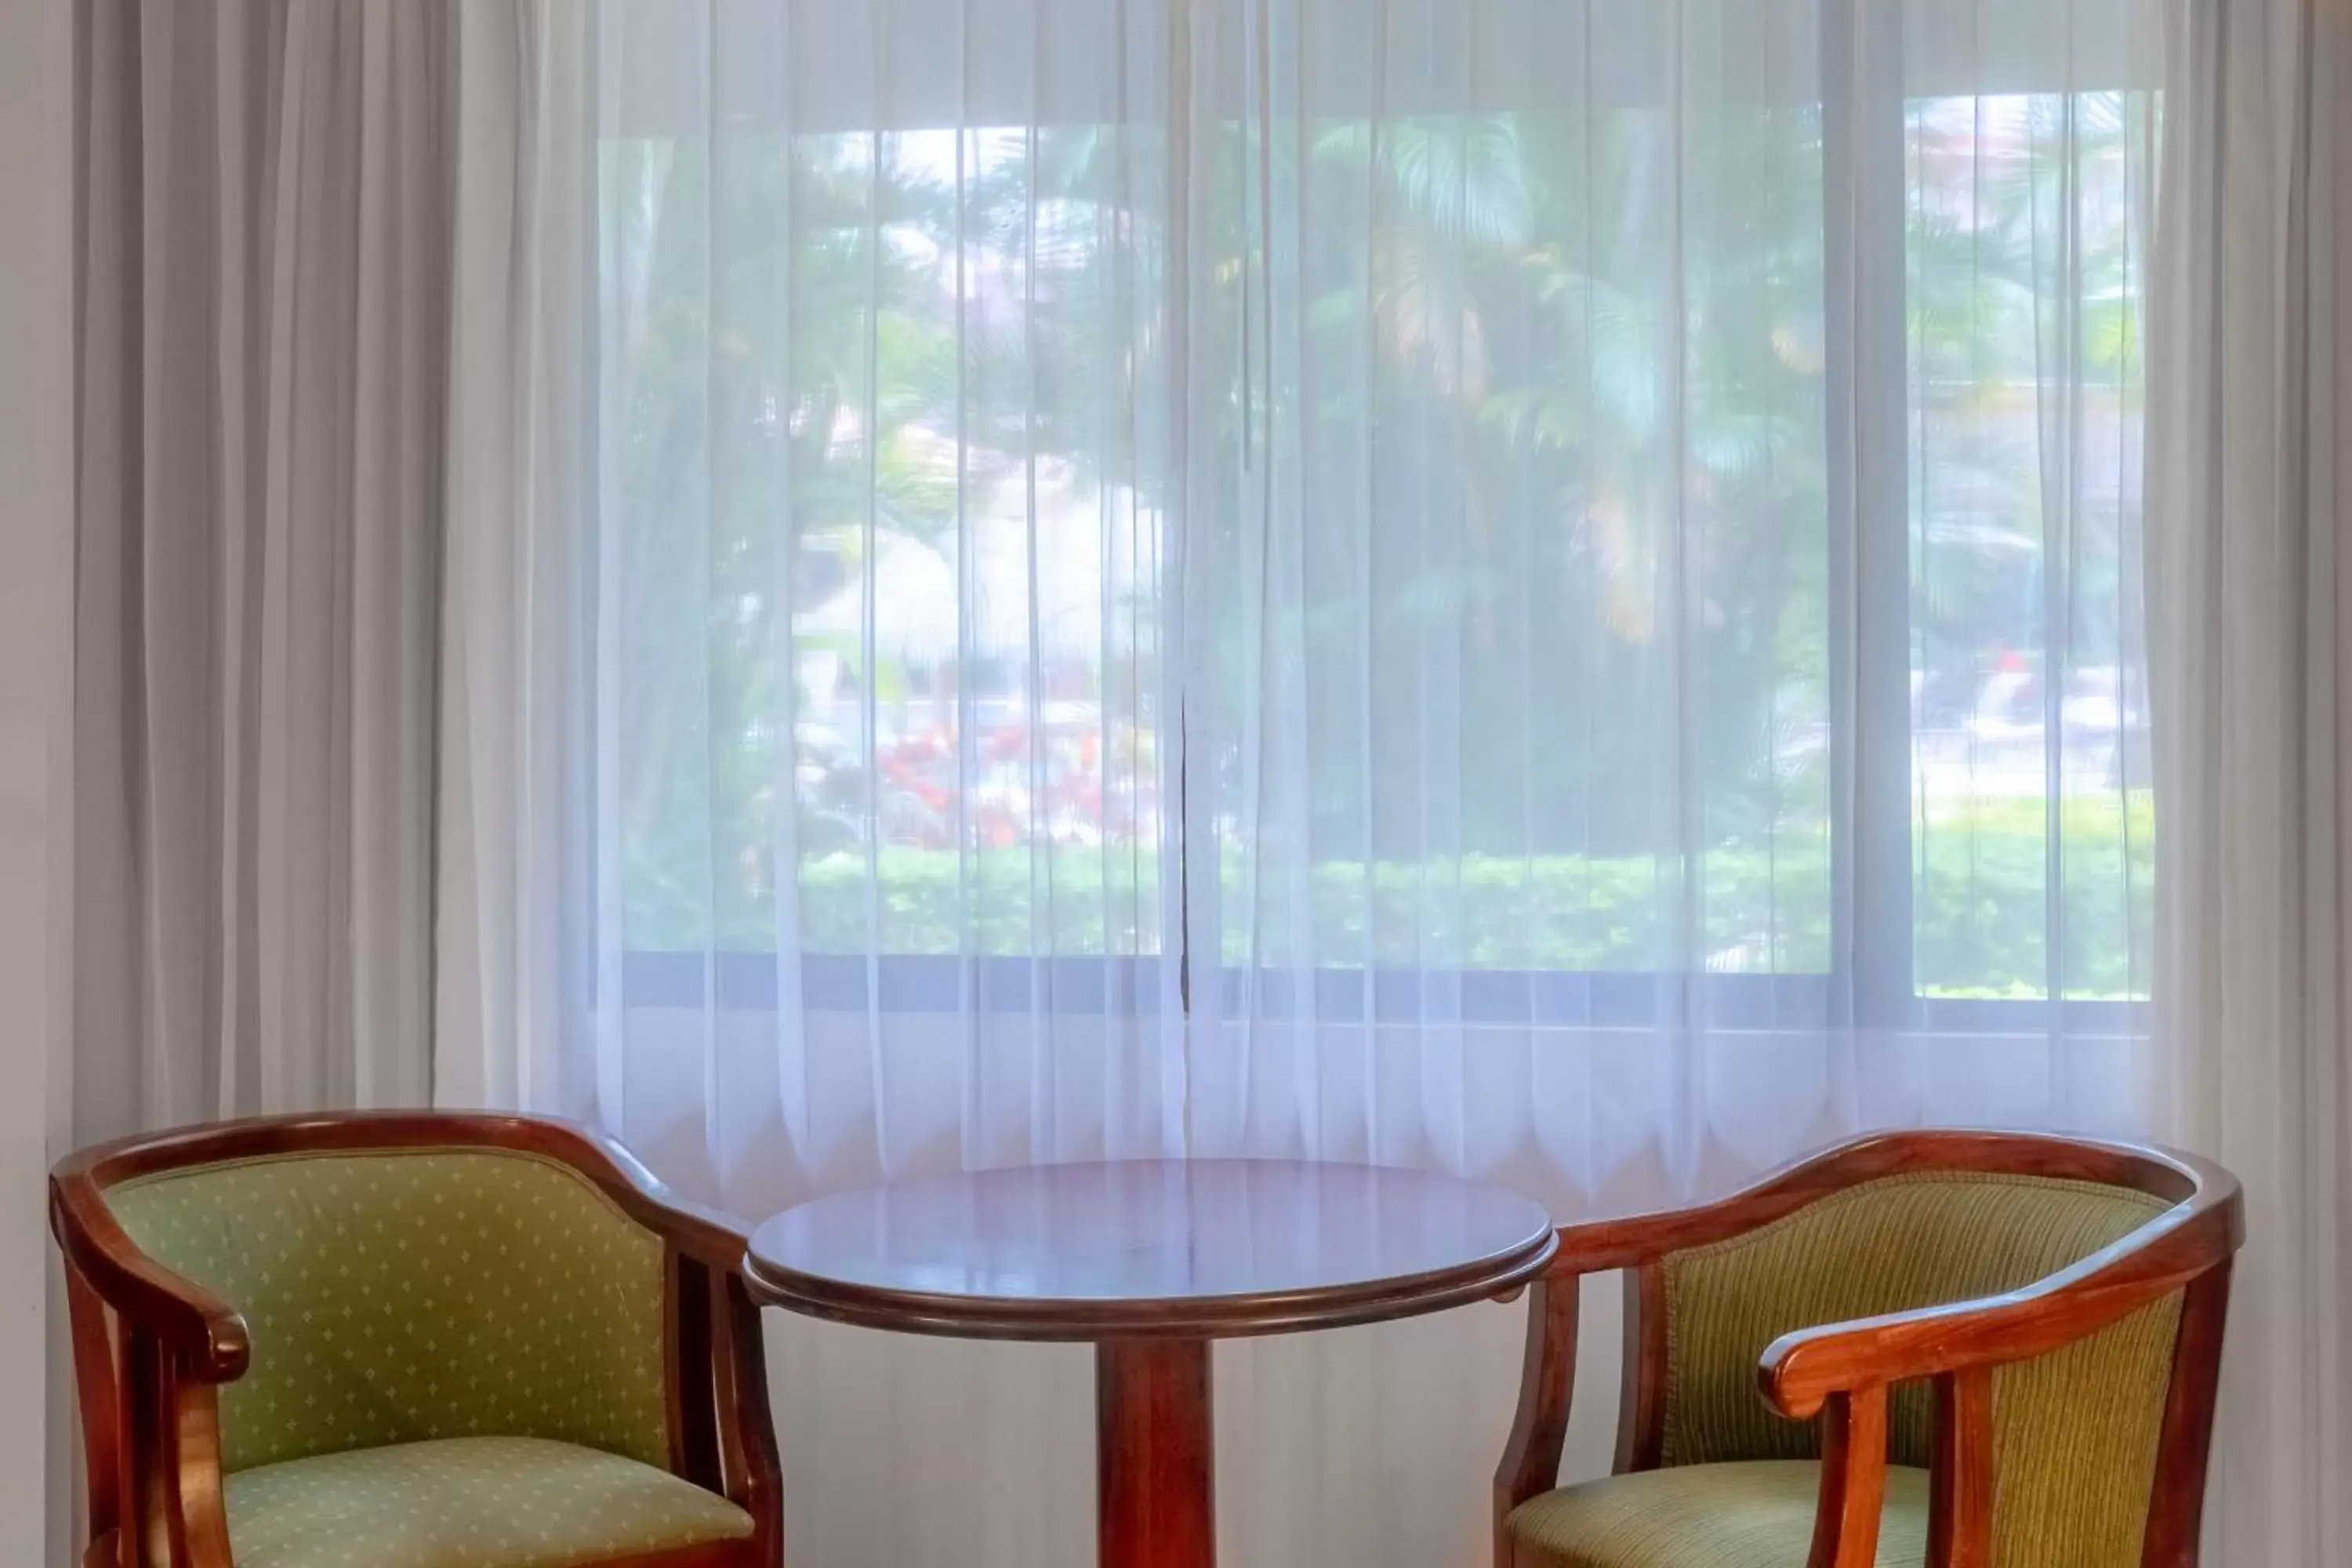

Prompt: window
[
  {"left": 1904, "top": 91, "right": 2154, "bottom": 1007},
  {"left": 1192, "top": 93, "right": 1839, "bottom": 988},
  {"left": 603, "top": 27, "right": 1176, "bottom": 993},
  {"left": 599, "top": 0, "right": 2154, "bottom": 1026}
]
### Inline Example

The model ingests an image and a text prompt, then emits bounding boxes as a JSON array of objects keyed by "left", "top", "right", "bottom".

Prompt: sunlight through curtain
[
  {"left": 1187, "top": 2, "right": 2163, "bottom": 1559},
  {"left": 449, "top": 0, "right": 2166, "bottom": 1563},
  {"left": 566, "top": 0, "right": 1187, "bottom": 1217},
  {"left": 1184, "top": 0, "right": 2162, "bottom": 1195}
]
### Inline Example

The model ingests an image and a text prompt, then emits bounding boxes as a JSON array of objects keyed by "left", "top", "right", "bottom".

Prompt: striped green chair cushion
[
  {"left": 1656, "top": 1171, "right": 2179, "bottom": 1568},
  {"left": 1508, "top": 1460, "right": 1929, "bottom": 1568},
  {"left": 107, "top": 1149, "right": 670, "bottom": 1473},
  {"left": 223, "top": 1436, "right": 752, "bottom": 1568}
]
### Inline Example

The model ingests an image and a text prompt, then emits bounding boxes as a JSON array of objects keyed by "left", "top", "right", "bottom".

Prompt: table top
[{"left": 742, "top": 1159, "right": 1558, "bottom": 1341}]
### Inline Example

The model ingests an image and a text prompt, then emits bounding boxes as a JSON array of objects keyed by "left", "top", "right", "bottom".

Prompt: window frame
[{"left": 602, "top": 0, "right": 2155, "bottom": 1039}]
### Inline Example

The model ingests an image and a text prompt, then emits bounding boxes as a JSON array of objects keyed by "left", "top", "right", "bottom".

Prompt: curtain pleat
[
  {"left": 72, "top": 0, "right": 2350, "bottom": 1565},
  {"left": 2145, "top": 1, "right": 2352, "bottom": 1561},
  {"left": 436, "top": 0, "right": 602, "bottom": 1120},
  {"left": 1178, "top": 4, "right": 2158, "bottom": 1558},
  {"left": 446, "top": 2, "right": 2169, "bottom": 1563},
  {"left": 74, "top": 0, "right": 449, "bottom": 1138},
  {"left": 557, "top": 0, "right": 1184, "bottom": 1220}
]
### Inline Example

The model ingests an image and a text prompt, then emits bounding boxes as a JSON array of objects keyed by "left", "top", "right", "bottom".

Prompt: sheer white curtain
[
  {"left": 452, "top": 4, "right": 1187, "bottom": 1563},
  {"left": 568, "top": 0, "right": 1186, "bottom": 1214},
  {"left": 1190, "top": 1, "right": 2163, "bottom": 1559},
  {"left": 457, "top": 0, "right": 2169, "bottom": 1563},
  {"left": 1188, "top": 0, "right": 2161, "bottom": 1187}
]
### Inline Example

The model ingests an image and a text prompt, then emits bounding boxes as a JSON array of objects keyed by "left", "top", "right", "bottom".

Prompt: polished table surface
[
  {"left": 743, "top": 1160, "right": 1557, "bottom": 1568},
  {"left": 745, "top": 1157, "right": 1556, "bottom": 1337}
]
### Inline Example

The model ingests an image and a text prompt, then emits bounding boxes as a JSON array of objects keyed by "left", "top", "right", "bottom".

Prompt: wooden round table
[{"left": 743, "top": 1158, "right": 1557, "bottom": 1568}]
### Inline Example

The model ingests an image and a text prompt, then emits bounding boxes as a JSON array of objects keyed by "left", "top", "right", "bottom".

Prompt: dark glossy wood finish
[
  {"left": 49, "top": 1111, "right": 786, "bottom": 1568},
  {"left": 1494, "top": 1275, "right": 1579, "bottom": 1568},
  {"left": 66, "top": 1264, "right": 122, "bottom": 1555},
  {"left": 746, "top": 1158, "right": 1558, "bottom": 1340},
  {"left": 1808, "top": 1385, "right": 1890, "bottom": 1568},
  {"left": 1492, "top": 1130, "right": 2243, "bottom": 1568},
  {"left": 1098, "top": 1339, "right": 1215, "bottom": 1568},
  {"left": 1612, "top": 1263, "right": 1668, "bottom": 1475},
  {"left": 667, "top": 1247, "right": 724, "bottom": 1492},
  {"left": 718, "top": 1275, "right": 786, "bottom": 1567},
  {"left": 1926, "top": 1365, "right": 1994, "bottom": 1568},
  {"left": 746, "top": 1158, "right": 1557, "bottom": 1568},
  {"left": 2143, "top": 1259, "right": 2233, "bottom": 1567}
]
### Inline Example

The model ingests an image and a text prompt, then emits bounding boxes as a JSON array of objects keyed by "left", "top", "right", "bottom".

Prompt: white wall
[{"left": 0, "top": 0, "right": 75, "bottom": 1559}]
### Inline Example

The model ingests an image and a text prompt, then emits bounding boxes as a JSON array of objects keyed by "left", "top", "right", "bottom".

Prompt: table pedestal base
[{"left": 1097, "top": 1338, "right": 1215, "bottom": 1568}]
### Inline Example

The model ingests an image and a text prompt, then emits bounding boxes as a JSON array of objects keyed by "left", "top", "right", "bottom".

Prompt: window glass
[{"left": 1905, "top": 91, "right": 2154, "bottom": 1001}]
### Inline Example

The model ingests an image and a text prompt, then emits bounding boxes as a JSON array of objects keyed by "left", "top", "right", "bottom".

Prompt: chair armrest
[
  {"left": 1497, "top": 1156, "right": 1969, "bottom": 1523},
  {"left": 1548, "top": 1129, "right": 2234, "bottom": 1281},
  {"left": 49, "top": 1178, "right": 249, "bottom": 1383},
  {"left": 548, "top": 1120, "right": 756, "bottom": 1272},
  {"left": 1542, "top": 1131, "right": 1975, "bottom": 1275},
  {"left": 1759, "top": 1192, "right": 2238, "bottom": 1419},
  {"left": 1545, "top": 1204, "right": 1778, "bottom": 1272}
]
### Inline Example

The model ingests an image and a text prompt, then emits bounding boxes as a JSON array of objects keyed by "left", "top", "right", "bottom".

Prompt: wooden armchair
[
  {"left": 1494, "top": 1131, "right": 2241, "bottom": 1568},
  {"left": 51, "top": 1112, "right": 784, "bottom": 1568}
]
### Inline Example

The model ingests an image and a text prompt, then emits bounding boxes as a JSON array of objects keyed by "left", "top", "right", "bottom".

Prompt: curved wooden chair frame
[
  {"left": 1493, "top": 1130, "right": 2243, "bottom": 1568},
  {"left": 51, "top": 1111, "right": 785, "bottom": 1568}
]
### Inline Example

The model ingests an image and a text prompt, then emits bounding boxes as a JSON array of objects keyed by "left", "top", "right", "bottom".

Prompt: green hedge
[
  {"left": 1914, "top": 796, "right": 2154, "bottom": 1000},
  {"left": 628, "top": 796, "right": 2152, "bottom": 1000}
]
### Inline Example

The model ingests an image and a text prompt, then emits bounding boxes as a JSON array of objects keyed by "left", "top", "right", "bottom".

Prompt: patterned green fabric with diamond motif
[
  {"left": 108, "top": 1149, "right": 670, "bottom": 1474},
  {"left": 222, "top": 1435, "right": 751, "bottom": 1568}
]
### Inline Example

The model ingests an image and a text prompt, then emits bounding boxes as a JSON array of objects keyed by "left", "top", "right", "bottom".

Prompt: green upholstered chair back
[
  {"left": 1655, "top": 1170, "right": 2179, "bottom": 1568},
  {"left": 106, "top": 1146, "right": 671, "bottom": 1475}
]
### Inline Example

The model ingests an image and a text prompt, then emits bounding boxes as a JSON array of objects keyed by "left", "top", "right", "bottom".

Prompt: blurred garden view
[{"left": 607, "top": 82, "right": 2153, "bottom": 1001}]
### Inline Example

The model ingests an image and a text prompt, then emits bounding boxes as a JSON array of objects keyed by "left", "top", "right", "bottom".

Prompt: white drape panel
[
  {"left": 1185, "top": 0, "right": 2165, "bottom": 1185},
  {"left": 2146, "top": 1, "right": 2352, "bottom": 1563},
  {"left": 6, "top": 2, "right": 75, "bottom": 1559},
  {"left": 72, "top": 0, "right": 449, "bottom": 1137},
  {"left": 437, "top": 0, "right": 603, "bottom": 1119},
  {"left": 64, "top": 5, "right": 452, "bottom": 1558},
  {"left": 491, "top": 10, "right": 1189, "bottom": 1561},
  {"left": 1190, "top": 2, "right": 2164, "bottom": 1560},
  {"left": 574, "top": 0, "right": 1186, "bottom": 1212},
  {"left": 457, "top": 1, "right": 2170, "bottom": 1564}
]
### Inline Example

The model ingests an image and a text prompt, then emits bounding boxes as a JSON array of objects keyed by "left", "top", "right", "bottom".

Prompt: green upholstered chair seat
[
  {"left": 1506, "top": 1461, "right": 1929, "bottom": 1568},
  {"left": 222, "top": 1435, "right": 754, "bottom": 1568}
]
